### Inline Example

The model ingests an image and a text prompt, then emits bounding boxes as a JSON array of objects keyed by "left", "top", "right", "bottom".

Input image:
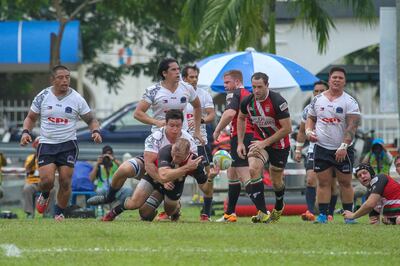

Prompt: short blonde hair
[
  {"left": 223, "top": 70, "right": 243, "bottom": 83},
  {"left": 172, "top": 138, "right": 190, "bottom": 155}
]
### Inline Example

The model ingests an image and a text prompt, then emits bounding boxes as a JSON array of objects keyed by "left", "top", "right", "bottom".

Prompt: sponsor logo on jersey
[
  {"left": 279, "top": 102, "right": 288, "bottom": 111},
  {"left": 48, "top": 117, "right": 69, "bottom": 124},
  {"left": 370, "top": 176, "right": 378, "bottom": 186},
  {"left": 320, "top": 107, "right": 324, "bottom": 111},
  {"left": 265, "top": 106, "right": 270, "bottom": 112},
  {"left": 180, "top": 96, "right": 187, "bottom": 103},
  {"left": 47, "top": 106, "right": 52, "bottom": 110},
  {"left": 163, "top": 99, "right": 168, "bottom": 103},
  {"left": 321, "top": 117, "right": 341, "bottom": 123},
  {"left": 56, "top": 104, "right": 62, "bottom": 107},
  {"left": 65, "top": 106, "right": 72, "bottom": 113},
  {"left": 336, "top": 107, "right": 343, "bottom": 113}
]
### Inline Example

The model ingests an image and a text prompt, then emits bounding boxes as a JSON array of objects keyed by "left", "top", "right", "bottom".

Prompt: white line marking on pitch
[
  {"left": 0, "top": 244, "right": 22, "bottom": 257},
  {"left": 1, "top": 245, "right": 395, "bottom": 257}
]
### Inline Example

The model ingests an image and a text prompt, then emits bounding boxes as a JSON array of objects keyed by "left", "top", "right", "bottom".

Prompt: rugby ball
[{"left": 213, "top": 150, "right": 233, "bottom": 170}]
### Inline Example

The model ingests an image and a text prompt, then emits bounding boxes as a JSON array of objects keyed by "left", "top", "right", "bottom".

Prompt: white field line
[{"left": 1, "top": 244, "right": 396, "bottom": 257}]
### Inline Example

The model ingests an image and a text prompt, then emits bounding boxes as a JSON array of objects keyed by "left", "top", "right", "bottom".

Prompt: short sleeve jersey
[
  {"left": 308, "top": 92, "right": 360, "bottom": 150},
  {"left": 157, "top": 144, "right": 207, "bottom": 184},
  {"left": 184, "top": 87, "right": 214, "bottom": 145},
  {"left": 141, "top": 81, "right": 197, "bottom": 132},
  {"left": 30, "top": 87, "right": 91, "bottom": 144},
  {"left": 225, "top": 88, "right": 253, "bottom": 137},
  {"left": 240, "top": 91, "right": 290, "bottom": 149},
  {"left": 366, "top": 174, "right": 400, "bottom": 217},
  {"left": 144, "top": 127, "right": 197, "bottom": 155}
]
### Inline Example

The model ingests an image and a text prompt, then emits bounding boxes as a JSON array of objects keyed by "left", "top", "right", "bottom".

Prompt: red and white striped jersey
[{"left": 240, "top": 91, "right": 290, "bottom": 149}]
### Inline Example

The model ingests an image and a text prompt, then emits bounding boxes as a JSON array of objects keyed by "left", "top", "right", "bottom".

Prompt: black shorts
[
  {"left": 37, "top": 140, "right": 79, "bottom": 167},
  {"left": 313, "top": 144, "right": 354, "bottom": 173},
  {"left": 142, "top": 174, "right": 185, "bottom": 201},
  {"left": 266, "top": 146, "right": 290, "bottom": 168},
  {"left": 305, "top": 152, "right": 314, "bottom": 171},
  {"left": 197, "top": 145, "right": 212, "bottom": 167},
  {"left": 231, "top": 134, "right": 253, "bottom": 167}
]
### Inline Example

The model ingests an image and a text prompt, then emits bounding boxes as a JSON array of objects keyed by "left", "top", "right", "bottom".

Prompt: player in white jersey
[
  {"left": 182, "top": 65, "right": 216, "bottom": 221},
  {"left": 20, "top": 65, "right": 102, "bottom": 221},
  {"left": 134, "top": 58, "right": 204, "bottom": 144},
  {"left": 295, "top": 81, "right": 338, "bottom": 221},
  {"left": 306, "top": 67, "right": 361, "bottom": 224}
]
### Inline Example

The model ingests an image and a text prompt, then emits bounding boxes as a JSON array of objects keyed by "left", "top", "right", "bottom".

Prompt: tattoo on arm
[
  {"left": 344, "top": 114, "right": 361, "bottom": 143},
  {"left": 81, "top": 112, "right": 94, "bottom": 125},
  {"left": 309, "top": 115, "right": 317, "bottom": 122}
]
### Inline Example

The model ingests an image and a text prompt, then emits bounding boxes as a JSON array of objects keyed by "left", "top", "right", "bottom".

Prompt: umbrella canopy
[{"left": 196, "top": 48, "right": 318, "bottom": 93}]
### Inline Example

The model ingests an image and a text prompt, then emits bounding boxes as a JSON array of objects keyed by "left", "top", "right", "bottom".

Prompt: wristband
[
  {"left": 22, "top": 129, "right": 30, "bottom": 135},
  {"left": 295, "top": 142, "right": 304, "bottom": 148},
  {"left": 305, "top": 129, "right": 313, "bottom": 137},
  {"left": 92, "top": 129, "right": 100, "bottom": 134},
  {"left": 201, "top": 118, "right": 205, "bottom": 124},
  {"left": 338, "top": 143, "right": 348, "bottom": 150}
]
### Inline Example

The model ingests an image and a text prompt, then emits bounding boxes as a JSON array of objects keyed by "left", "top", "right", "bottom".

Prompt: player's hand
[
  {"left": 342, "top": 210, "right": 354, "bottom": 219},
  {"left": 154, "top": 120, "right": 166, "bottom": 128},
  {"left": 369, "top": 216, "right": 379, "bottom": 225},
  {"left": 335, "top": 148, "right": 347, "bottom": 162},
  {"left": 249, "top": 140, "right": 267, "bottom": 151},
  {"left": 194, "top": 131, "right": 205, "bottom": 145},
  {"left": 209, "top": 165, "right": 220, "bottom": 180},
  {"left": 212, "top": 130, "right": 220, "bottom": 142},
  {"left": 20, "top": 133, "right": 32, "bottom": 146},
  {"left": 237, "top": 143, "right": 246, "bottom": 159},
  {"left": 185, "top": 154, "right": 203, "bottom": 171},
  {"left": 306, "top": 130, "right": 318, "bottom": 142},
  {"left": 163, "top": 182, "right": 175, "bottom": 190},
  {"left": 294, "top": 151, "right": 302, "bottom": 163},
  {"left": 92, "top": 131, "right": 102, "bottom": 144},
  {"left": 188, "top": 119, "right": 195, "bottom": 130}
]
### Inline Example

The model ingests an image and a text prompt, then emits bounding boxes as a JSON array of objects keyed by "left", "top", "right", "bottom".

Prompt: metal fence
[{"left": 0, "top": 99, "right": 399, "bottom": 144}]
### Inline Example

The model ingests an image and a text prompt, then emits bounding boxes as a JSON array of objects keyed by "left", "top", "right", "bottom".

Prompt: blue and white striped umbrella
[{"left": 196, "top": 48, "right": 318, "bottom": 93}]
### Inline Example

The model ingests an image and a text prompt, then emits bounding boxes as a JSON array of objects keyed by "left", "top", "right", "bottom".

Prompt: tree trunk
[
  {"left": 397, "top": 0, "right": 400, "bottom": 133},
  {"left": 267, "top": 0, "right": 276, "bottom": 54},
  {"left": 49, "top": 19, "right": 67, "bottom": 69}
]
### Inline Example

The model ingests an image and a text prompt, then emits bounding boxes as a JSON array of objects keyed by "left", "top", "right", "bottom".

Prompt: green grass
[{"left": 0, "top": 206, "right": 399, "bottom": 266}]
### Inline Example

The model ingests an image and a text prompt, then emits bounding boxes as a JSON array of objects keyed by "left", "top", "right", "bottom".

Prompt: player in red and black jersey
[
  {"left": 237, "top": 72, "right": 292, "bottom": 223},
  {"left": 212, "top": 70, "right": 256, "bottom": 223},
  {"left": 343, "top": 163, "right": 400, "bottom": 225}
]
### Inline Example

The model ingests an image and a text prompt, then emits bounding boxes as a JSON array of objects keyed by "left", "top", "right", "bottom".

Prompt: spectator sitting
[
  {"left": 394, "top": 156, "right": 400, "bottom": 177},
  {"left": 362, "top": 138, "right": 393, "bottom": 175},
  {"left": 89, "top": 145, "right": 132, "bottom": 204},
  {"left": 22, "top": 138, "right": 55, "bottom": 218}
]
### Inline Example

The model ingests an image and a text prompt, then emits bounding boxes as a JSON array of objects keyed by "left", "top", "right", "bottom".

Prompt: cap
[{"left": 353, "top": 163, "right": 375, "bottom": 178}]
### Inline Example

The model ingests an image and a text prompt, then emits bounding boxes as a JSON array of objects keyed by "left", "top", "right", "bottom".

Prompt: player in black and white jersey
[
  {"left": 20, "top": 65, "right": 102, "bottom": 221},
  {"left": 182, "top": 65, "right": 216, "bottom": 221},
  {"left": 306, "top": 67, "right": 361, "bottom": 224},
  {"left": 134, "top": 58, "right": 204, "bottom": 144}
]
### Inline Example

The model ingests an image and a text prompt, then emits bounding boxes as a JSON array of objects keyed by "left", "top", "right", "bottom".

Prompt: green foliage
[{"left": 0, "top": 207, "right": 399, "bottom": 265}]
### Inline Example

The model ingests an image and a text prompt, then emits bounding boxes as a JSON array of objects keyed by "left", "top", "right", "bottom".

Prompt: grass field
[{"left": 1, "top": 205, "right": 399, "bottom": 266}]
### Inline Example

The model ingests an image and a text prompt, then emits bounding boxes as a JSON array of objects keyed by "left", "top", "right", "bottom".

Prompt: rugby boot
[
  {"left": 267, "top": 206, "right": 284, "bottom": 224},
  {"left": 216, "top": 213, "right": 237, "bottom": 222},
  {"left": 101, "top": 211, "right": 117, "bottom": 222},
  {"left": 36, "top": 194, "right": 50, "bottom": 214},
  {"left": 301, "top": 210, "right": 316, "bottom": 221},
  {"left": 200, "top": 214, "right": 211, "bottom": 222},
  {"left": 251, "top": 210, "right": 271, "bottom": 223},
  {"left": 314, "top": 213, "right": 328, "bottom": 224}
]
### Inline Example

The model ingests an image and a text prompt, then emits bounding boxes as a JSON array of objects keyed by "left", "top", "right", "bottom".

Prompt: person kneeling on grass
[
  {"left": 101, "top": 138, "right": 219, "bottom": 222},
  {"left": 343, "top": 163, "right": 400, "bottom": 225}
]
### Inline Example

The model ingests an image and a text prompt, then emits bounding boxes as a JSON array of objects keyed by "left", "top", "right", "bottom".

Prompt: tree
[
  {"left": 0, "top": 0, "right": 199, "bottom": 93},
  {"left": 180, "top": 0, "right": 377, "bottom": 55}
]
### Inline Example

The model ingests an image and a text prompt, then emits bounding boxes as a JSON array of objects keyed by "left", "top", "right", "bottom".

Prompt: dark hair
[
  {"left": 223, "top": 70, "right": 243, "bottom": 83},
  {"left": 251, "top": 72, "right": 269, "bottom": 85},
  {"left": 313, "top": 80, "right": 329, "bottom": 90},
  {"left": 165, "top": 109, "right": 184, "bottom": 123},
  {"left": 102, "top": 145, "right": 113, "bottom": 154},
  {"left": 51, "top": 65, "right": 70, "bottom": 77},
  {"left": 157, "top": 58, "right": 179, "bottom": 80},
  {"left": 329, "top": 67, "right": 346, "bottom": 77},
  {"left": 353, "top": 163, "right": 375, "bottom": 179},
  {"left": 182, "top": 65, "right": 199, "bottom": 78}
]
